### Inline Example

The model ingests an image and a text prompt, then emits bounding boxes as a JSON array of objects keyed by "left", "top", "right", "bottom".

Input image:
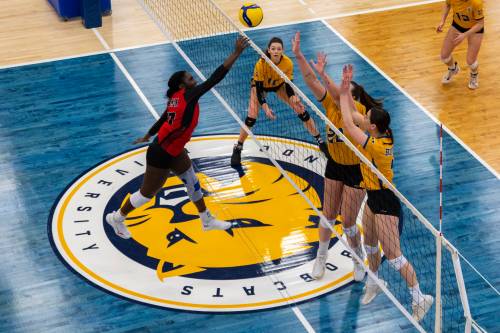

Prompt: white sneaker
[
  {"left": 353, "top": 259, "right": 366, "bottom": 282},
  {"left": 412, "top": 294, "right": 434, "bottom": 322},
  {"left": 106, "top": 211, "right": 131, "bottom": 239},
  {"left": 442, "top": 62, "right": 460, "bottom": 84},
  {"left": 468, "top": 72, "right": 479, "bottom": 89},
  {"left": 201, "top": 211, "right": 232, "bottom": 231},
  {"left": 361, "top": 279, "right": 387, "bottom": 305},
  {"left": 312, "top": 254, "right": 327, "bottom": 279}
]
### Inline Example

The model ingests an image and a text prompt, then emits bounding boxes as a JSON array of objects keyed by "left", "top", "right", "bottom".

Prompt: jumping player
[{"left": 106, "top": 37, "right": 249, "bottom": 239}]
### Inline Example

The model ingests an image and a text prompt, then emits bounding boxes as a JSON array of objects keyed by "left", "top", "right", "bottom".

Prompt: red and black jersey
[
  {"left": 157, "top": 89, "right": 199, "bottom": 156},
  {"left": 148, "top": 65, "right": 228, "bottom": 156}
]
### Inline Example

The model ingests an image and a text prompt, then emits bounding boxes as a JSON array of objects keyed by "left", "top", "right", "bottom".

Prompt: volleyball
[{"left": 239, "top": 3, "right": 263, "bottom": 28}]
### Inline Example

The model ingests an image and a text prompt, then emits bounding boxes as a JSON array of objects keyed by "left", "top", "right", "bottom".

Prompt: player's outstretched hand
[
  {"left": 310, "top": 52, "right": 327, "bottom": 75},
  {"left": 436, "top": 21, "right": 445, "bottom": 33},
  {"left": 292, "top": 31, "right": 301, "bottom": 55},
  {"left": 340, "top": 65, "right": 352, "bottom": 95},
  {"left": 133, "top": 135, "right": 150, "bottom": 145},
  {"left": 262, "top": 103, "right": 276, "bottom": 120},
  {"left": 235, "top": 36, "right": 250, "bottom": 54}
]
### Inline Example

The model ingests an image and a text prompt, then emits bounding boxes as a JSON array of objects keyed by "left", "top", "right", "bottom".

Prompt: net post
[{"left": 450, "top": 248, "right": 472, "bottom": 333}]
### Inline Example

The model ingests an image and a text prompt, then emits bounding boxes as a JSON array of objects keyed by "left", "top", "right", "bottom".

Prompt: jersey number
[
  {"left": 456, "top": 13, "right": 470, "bottom": 21},
  {"left": 167, "top": 112, "right": 176, "bottom": 125},
  {"left": 328, "top": 127, "right": 344, "bottom": 143}
]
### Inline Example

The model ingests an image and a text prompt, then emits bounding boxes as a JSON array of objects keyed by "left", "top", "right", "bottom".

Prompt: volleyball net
[{"left": 138, "top": 0, "right": 479, "bottom": 331}]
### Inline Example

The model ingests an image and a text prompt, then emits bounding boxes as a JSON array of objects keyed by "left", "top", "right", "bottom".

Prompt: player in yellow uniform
[
  {"left": 338, "top": 64, "right": 434, "bottom": 322},
  {"left": 231, "top": 37, "right": 327, "bottom": 166},
  {"left": 291, "top": 32, "right": 381, "bottom": 281},
  {"left": 437, "top": 0, "right": 484, "bottom": 89}
]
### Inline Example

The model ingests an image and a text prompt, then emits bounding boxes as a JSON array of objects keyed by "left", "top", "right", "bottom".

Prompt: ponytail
[
  {"left": 166, "top": 71, "right": 187, "bottom": 98},
  {"left": 369, "top": 106, "right": 394, "bottom": 143},
  {"left": 265, "top": 37, "right": 284, "bottom": 59},
  {"left": 351, "top": 81, "right": 383, "bottom": 110}
]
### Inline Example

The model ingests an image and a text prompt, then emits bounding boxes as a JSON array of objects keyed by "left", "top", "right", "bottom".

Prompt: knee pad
[
  {"left": 388, "top": 255, "right": 408, "bottom": 271},
  {"left": 364, "top": 245, "right": 379, "bottom": 255},
  {"left": 343, "top": 224, "right": 359, "bottom": 238},
  {"left": 441, "top": 55, "right": 452, "bottom": 64},
  {"left": 298, "top": 110, "right": 311, "bottom": 122},
  {"left": 469, "top": 61, "right": 479, "bottom": 71},
  {"left": 178, "top": 166, "right": 203, "bottom": 202},
  {"left": 130, "top": 190, "right": 151, "bottom": 208},
  {"left": 245, "top": 116, "right": 256, "bottom": 128}
]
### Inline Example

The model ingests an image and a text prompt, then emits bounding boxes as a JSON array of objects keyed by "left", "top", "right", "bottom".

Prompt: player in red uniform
[{"left": 106, "top": 37, "right": 249, "bottom": 239}]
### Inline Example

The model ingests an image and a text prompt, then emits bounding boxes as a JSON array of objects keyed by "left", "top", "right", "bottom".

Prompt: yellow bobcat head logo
[{"left": 119, "top": 160, "right": 341, "bottom": 281}]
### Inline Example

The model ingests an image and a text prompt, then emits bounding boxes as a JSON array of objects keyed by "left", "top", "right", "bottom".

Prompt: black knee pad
[
  {"left": 298, "top": 110, "right": 311, "bottom": 122},
  {"left": 245, "top": 117, "right": 257, "bottom": 127}
]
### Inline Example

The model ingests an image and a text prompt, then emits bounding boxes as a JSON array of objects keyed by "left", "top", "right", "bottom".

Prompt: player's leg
[
  {"left": 375, "top": 213, "right": 434, "bottom": 321},
  {"left": 441, "top": 25, "right": 461, "bottom": 84},
  {"left": 106, "top": 143, "right": 171, "bottom": 239},
  {"left": 360, "top": 205, "right": 385, "bottom": 304},
  {"left": 312, "top": 162, "right": 343, "bottom": 279},
  {"left": 276, "top": 86, "right": 328, "bottom": 156},
  {"left": 340, "top": 185, "right": 366, "bottom": 281},
  {"left": 466, "top": 31, "right": 484, "bottom": 89},
  {"left": 232, "top": 86, "right": 260, "bottom": 166},
  {"left": 171, "top": 149, "right": 232, "bottom": 231}
]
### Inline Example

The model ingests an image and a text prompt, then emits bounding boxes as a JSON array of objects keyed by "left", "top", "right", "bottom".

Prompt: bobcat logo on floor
[{"left": 49, "top": 135, "right": 355, "bottom": 312}]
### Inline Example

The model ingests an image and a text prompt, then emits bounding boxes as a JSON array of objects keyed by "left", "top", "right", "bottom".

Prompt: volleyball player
[
  {"left": 231, "top": 36, "right": 328, "bottom": 166},
  {"left": 291, "top": 32, "right": 384, "bottom": 281},
  {"left": 106, "top": 37, "right": 249, "bottom": 239},
  {"left": 437, "top": 0, "right": 484, "bottom": 89},
  {"left": 339, "top": 64, "right": 434, "bottom": 321}
]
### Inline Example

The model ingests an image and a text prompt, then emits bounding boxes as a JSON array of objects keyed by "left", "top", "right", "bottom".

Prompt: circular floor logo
[{"left": 49, "top": 135, "right": 355, "bottom": 312}]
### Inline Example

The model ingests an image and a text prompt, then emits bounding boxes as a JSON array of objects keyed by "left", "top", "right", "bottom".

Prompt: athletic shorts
[
  {"left": 324, "top": 158, "right": 363, "bottom": 189},
  {"left": 146, "top": 139, "right": 176, "bottom": 169},
  {"left": 452, "top": 21, "right": 484, "bottom": 34},
  {"left": 366, "top": 189, "right": 401, "bottom": 217}
]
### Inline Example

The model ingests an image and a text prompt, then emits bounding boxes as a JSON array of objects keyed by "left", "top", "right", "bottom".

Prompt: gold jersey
[
  {"left": 447, "top": 0, "right": 484, "bottom": 29},
  {"left": 253, "top": 55, "right": 294, "bottom": 89},
  {"left": 360, "top": 136, "right": 394, "bottom": 191},
  {"left": 321, "top": 91, "right": 367, "bottom": 166}
]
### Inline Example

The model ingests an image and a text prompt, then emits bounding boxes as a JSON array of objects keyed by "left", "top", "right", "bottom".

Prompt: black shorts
[
  {"left": 366, "top": 189, "right": 401, "bottom": 217},
  {"left": 452, "top": 21, "right": 484, "bottom": 34},
  {"left": 146, "top": 139, "right": 176, "bottom": 169},
  {"left": 324, "top": 159, "right": 363, "bottom": 189}
]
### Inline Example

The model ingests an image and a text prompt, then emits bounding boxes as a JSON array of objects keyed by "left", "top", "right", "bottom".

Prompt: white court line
[
  {"left": 320, "top": 20, "right": 500, "bottom": 180},
  {"left": 92, "top": 28, "right": 160, "bottom": 120}
]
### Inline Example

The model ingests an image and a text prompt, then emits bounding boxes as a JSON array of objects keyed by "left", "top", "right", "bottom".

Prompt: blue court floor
[{"left": 0, "top": 21, "right": 498, "bottom": 332}]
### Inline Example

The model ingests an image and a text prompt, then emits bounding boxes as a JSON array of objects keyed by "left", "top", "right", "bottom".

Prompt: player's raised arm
[{"left": 291, "top": 31, "right": 326, "bottom": 100}]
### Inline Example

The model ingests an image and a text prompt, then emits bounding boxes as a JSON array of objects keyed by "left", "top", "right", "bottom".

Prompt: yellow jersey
[
  {"left": 447, "top": 0, "right": 484, "bottom": 29},
  {"left": 321, "top": 91, "right": 367, "bottom": 165},
  {"left": 253, "top": 55, "right": 294, "bottom": 90},
  {"left": 359, "top": 136, "right": 394, "bottom": 191}
]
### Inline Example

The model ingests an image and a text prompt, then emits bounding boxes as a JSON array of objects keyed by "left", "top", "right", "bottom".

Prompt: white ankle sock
[
  {"left": 367, "top": 270, "right": 378, "bottom": 286},
  {"left": 317, "top": 240, "right": 329, "bottom": 256},
  {"left": 115, "top": 210, "right": 126, "bottom": 223},
  {"left": 199, "top": 210, "right": 211, "bottom": 224},
  {"left": 409, "top": 283, "right": 424, "bottom": 304},
  {"left": 352, "top": 245, "right": 363, "bottom": 260}
]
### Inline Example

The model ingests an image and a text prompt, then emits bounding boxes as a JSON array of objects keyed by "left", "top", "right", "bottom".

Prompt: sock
[
  {"left": 449, "top": 61, "right": 457, "bottom": 70},
  {"left": 115, "top": 210, "right": 126, "bottom": 223},
  {"left": 367, "top": 270, "right": 378, "bottom": 286},
  {"left": 199, "top": 210, "right": 211, "bottom": 224},
  {"left": 314, "top": 134, "right": 323, "bottom": 144},
  {"left": 409, "top": 283, "right": 424, "bottom": 304},
  {"left": 352, "top": 245, "right": 364, "bottom": 261},
  {"left": 317, "top": 240, "right": 329, "bottom": 256},
  {"left": 235, "top": 141, "right": 244, "bottom": 149}
]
